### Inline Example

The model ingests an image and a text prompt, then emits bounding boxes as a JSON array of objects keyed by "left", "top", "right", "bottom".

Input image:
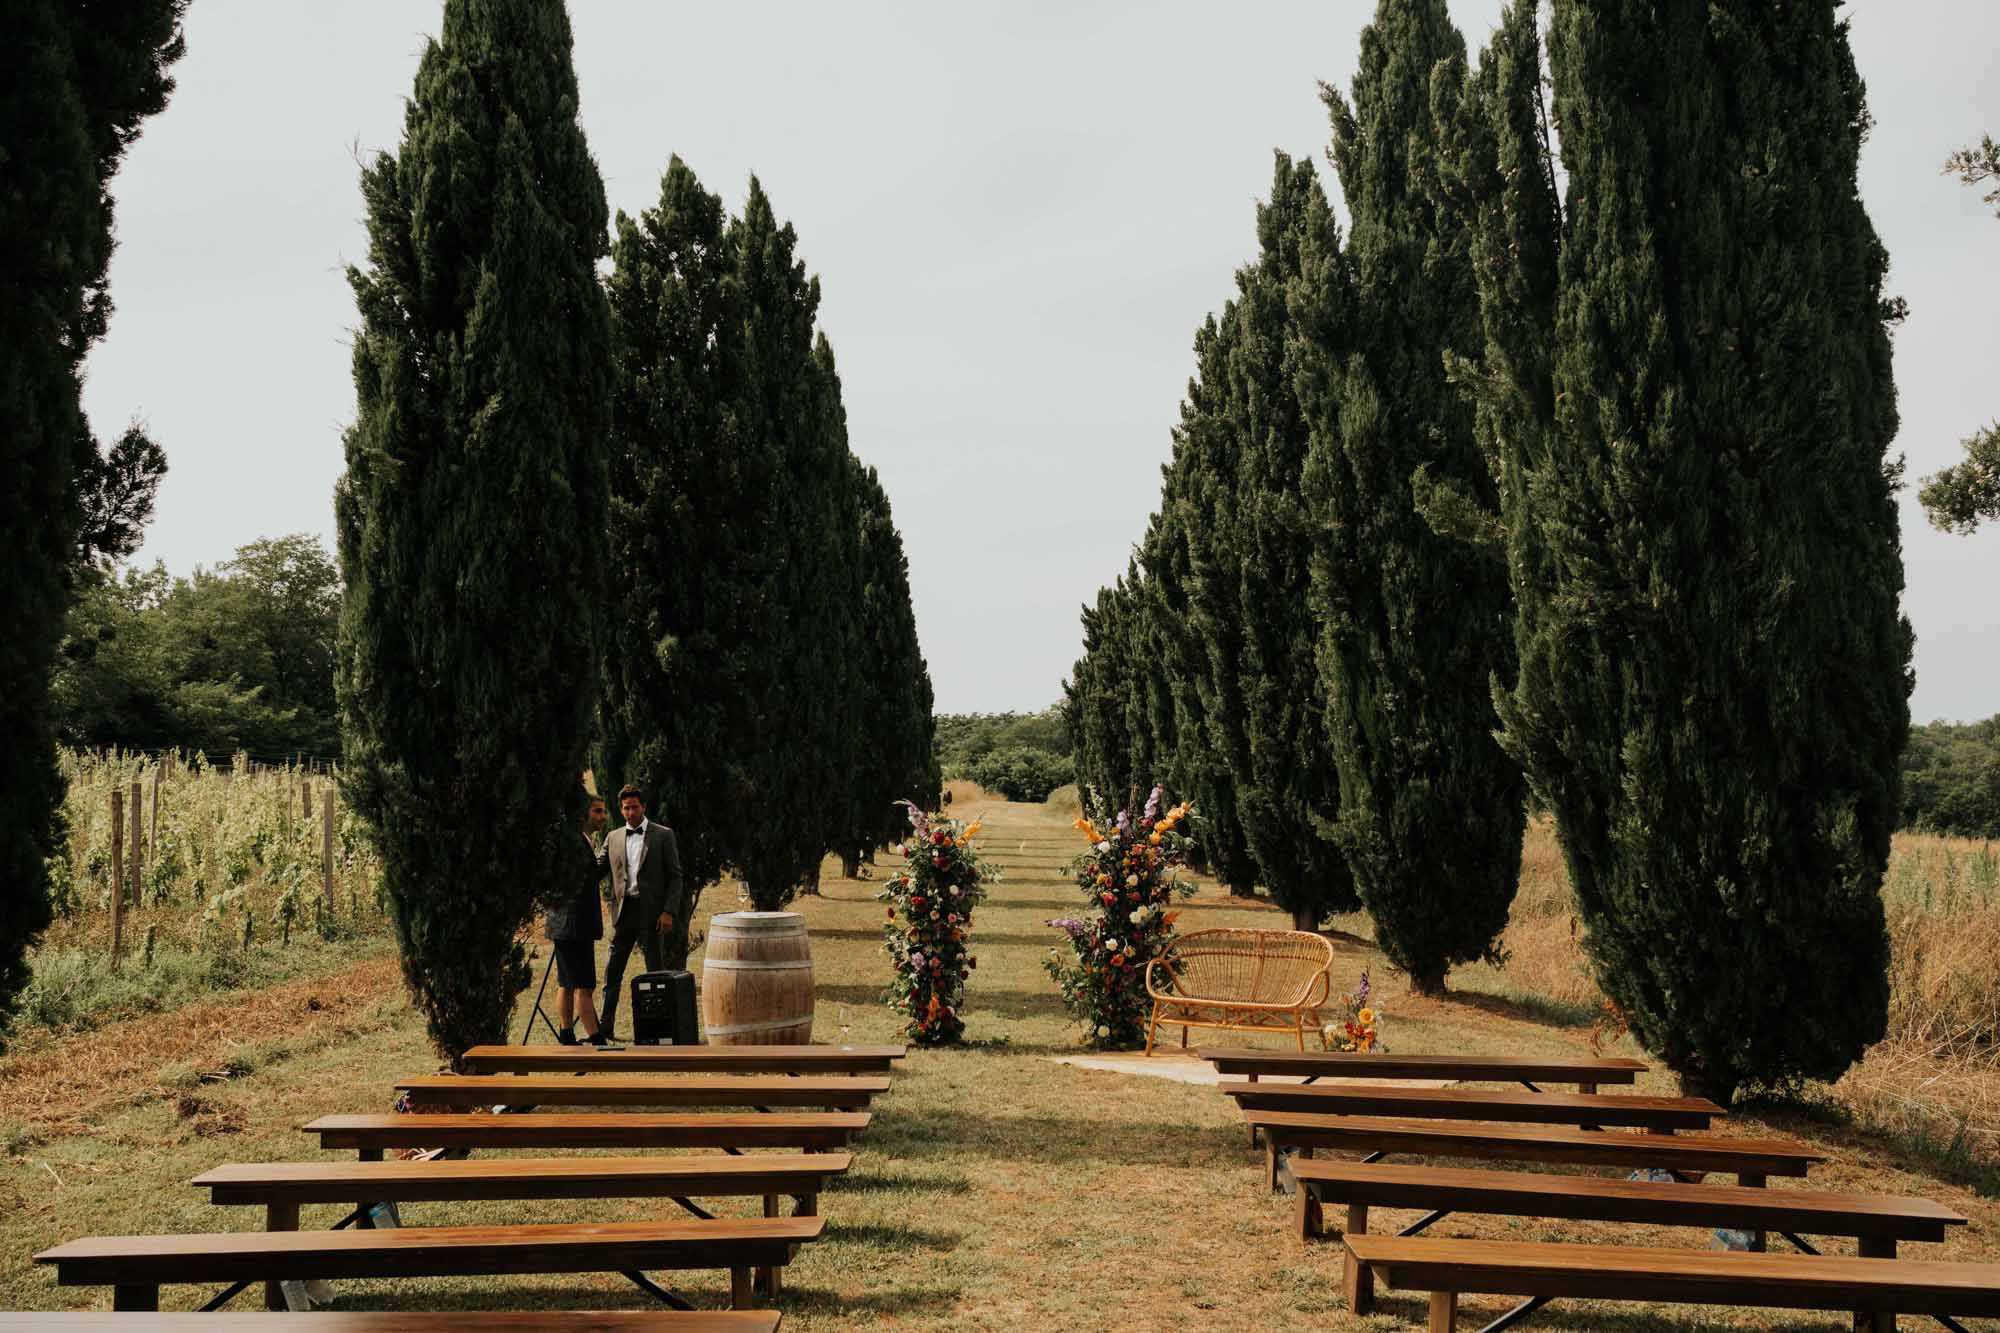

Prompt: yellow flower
[
  {"left": 1148, "top": 832, "right": 1161, "bottom": 846},
  {"left": 1357, "top": 1007, "right": 1375, "bottom": 1025},
  {"left": 964, "top": 821, "right": 982, "bottom": 838}
]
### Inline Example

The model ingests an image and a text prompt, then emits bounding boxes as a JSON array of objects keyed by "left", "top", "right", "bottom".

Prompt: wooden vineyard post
[
  {"left": 128, "top": 779, "right": 143, "bottom": 897},
  {"left": 110, "top": 788, "right": 125, "bottom": 967},
  {"left": 321, "top": 787, "right": 335, "bottom": 908},
  {"left": 149, "top": 764, "right": 161, "bottom": 859}
]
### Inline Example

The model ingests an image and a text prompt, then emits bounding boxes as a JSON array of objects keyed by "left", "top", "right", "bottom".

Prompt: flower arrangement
[
  {"left": 878, "top": 800, "right": 994, "bottom": 1045},
  {"left": 1320, "top": 969, "right": 1385, "bottom": 1053},
  {"left": 1043, "top": 784, "right": 1196, "bottom": 1047}
]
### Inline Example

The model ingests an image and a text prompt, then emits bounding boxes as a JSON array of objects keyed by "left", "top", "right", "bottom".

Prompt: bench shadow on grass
[
  {"left": 343, "top": 1280, "right": 961, "bottom": 1317},
  {"left": 1369, "top": 1294, "right": 1795, "bottom": 1331},
  {"left": 813, "top": 982, "right": 1071, "bottom": 1024},
  {"left": 830, "top": 1168, "right": 973, "bottom": 1195},
  {"left": 806, "top": 927, "right": 1070, "bottom": 945},
  {"left": 865, "top": 1106, "right": 1248, "bottom": 1168},
  {"left": 1427, "top": 986, "right": 1599, "bottom": 1030}
]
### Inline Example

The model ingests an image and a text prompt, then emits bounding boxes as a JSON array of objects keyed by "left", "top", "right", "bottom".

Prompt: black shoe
[
  {"left": 587, "top": 1030, "right": 610, "bottom": 1047},
  {"left": 556, "top": 1026, "right": 578, "bottom": 1046}
]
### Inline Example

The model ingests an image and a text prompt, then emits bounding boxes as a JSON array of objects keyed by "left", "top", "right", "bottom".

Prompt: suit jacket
[
  {"left": 607, "top": 820, "right": 685, "bottom": 931},
  {"left": 546, "top": 833, "right": 606, "bottom": 942}
]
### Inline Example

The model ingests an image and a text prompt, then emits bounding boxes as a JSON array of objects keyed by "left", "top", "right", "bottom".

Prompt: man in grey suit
[{"left": 601, "top": 782, "right": 685, "bottom": 1039}]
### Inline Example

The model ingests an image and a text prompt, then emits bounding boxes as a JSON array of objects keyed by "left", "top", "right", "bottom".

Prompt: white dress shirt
[{"left": 622, "top": 820, "right": 648, "bottom": 896}]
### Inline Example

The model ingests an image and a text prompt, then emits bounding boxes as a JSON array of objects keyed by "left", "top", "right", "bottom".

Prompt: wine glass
[
  {"left": 735, "top": 878, "right": 750, "bottom": 911},
  {"left": 838, "top": 1005, "right": 853, "bottom": 1050}
]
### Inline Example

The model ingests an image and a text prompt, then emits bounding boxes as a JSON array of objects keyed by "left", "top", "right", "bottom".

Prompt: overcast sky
[{"left": 84, "top": 2, "right": 1999, "bottom": 720}]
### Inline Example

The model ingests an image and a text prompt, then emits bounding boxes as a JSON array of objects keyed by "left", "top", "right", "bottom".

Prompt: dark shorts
[{"left": 553, "top": 939, "right": 597, "bottom": 990}]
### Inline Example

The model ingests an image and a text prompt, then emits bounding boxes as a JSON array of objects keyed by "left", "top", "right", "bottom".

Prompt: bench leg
[
  {"left": 1854, "top": 1238, "right": 1897, "bottom": 1332},
  {"left": 112, "top": 1284, "right": 159, "bottom": 1312},
  {"left": 755, "top": 1196, "right": 780, "bottom": 1298},
  {"left": 358, "top": 1147, "right": 383, "bottom": 1162},
  {"left": 1578, "top": 1081, "right": 1597, "bottom": 1095},
  {"left": 1343, "top": 1205, "right": 1373, "bottom": 1314},
  {"left": 796, "top": 1192, "right": 818, "bottom": 1217},
  {"left": 1428, "top": 1289, "right": 1457, "bottom": 1333},
  {"left": 1737, "top": 1173, "right": 1768, "bottom": 1251},
  {"left": 1294, "top": 1184, "right": 1322, "bottom": 1242},
  {"left": 730, "top": 1266, "right": 755, "bottom": 1310},
  {"left": 264, "top": 1199, "right": 300, "bottom": 1311}
]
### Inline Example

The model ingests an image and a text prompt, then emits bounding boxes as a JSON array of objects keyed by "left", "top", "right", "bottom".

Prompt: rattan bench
[{"left": 1144, "top": 928, "right": 1333, "bottom": 1054}]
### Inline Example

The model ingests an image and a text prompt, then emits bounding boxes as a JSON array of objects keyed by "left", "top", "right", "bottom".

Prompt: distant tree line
[
  {"left": 1903, "top": 718, "right": 2000, "bottom": 840},
  {"left": 935, "top": 708, "right": 1074, "bottom": 803},
  {"left": 1067, "top": 0, "right": 1913, "bottom": 1105}
]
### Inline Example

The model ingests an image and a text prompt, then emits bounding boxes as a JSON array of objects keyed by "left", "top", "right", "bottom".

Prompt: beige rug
[{"left": 1044, "top": 1052, "right": 1453, "bottom": 1089}]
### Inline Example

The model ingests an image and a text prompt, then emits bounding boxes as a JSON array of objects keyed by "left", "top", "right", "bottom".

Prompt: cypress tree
[
  {"left": 850, "top": 458, "right": 940, "bottom": 845},
  {"left": 1484, "top": 0, "right": 1909, "bottom": 1101},
  {"left": 0, "top": 1, "right": 184, "bottom": 1047},
  {"left": 1211, "top": 153, "right": 1358, "bottom": 929},
  {"left": 1302, "top": 0, "right": 1525, "bottom": 992},
  {"left": 336, "top": 0, "right": 612, "bottom": 1064}
]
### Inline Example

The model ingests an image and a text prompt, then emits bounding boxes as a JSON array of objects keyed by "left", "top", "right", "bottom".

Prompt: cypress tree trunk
[
  {"left": 1483, "top": 0, "right": 1908, "bottom": 1101},
  {"left": 336, "top": 0, "right": 612, "bottom": 1066},
  {"left": 1303, "top": 0, "right": 1524, "bottom": 994},
  {"left": 0, "top": 2, "right": 184, "bottom": 1047}
]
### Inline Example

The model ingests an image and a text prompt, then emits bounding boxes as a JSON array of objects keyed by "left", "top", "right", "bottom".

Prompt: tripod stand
[{"left": 519, "top": 945, "right": 565, "bottom": 1045}]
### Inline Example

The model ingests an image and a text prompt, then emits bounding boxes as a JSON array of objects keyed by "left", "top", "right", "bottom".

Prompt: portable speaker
[{"left": 631, "top": 969, "right": 700, "bottom": 1045}]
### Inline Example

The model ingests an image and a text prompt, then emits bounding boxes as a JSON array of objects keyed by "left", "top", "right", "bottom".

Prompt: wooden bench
[
  {"left": 1220, "top": 1081, "right": 1720, "bottom": 1132},
  {"left": 0, "top": 1317, "right": 778, "bottom": 1331},
  {"left": 1342, "top": 1234, "right": 2000, "bottom": 1331},
  {"left": 393, "top": 1074, "right": 891, "bottom": 1110},
  {"left": 1199, "top": 1048, "right": 1646, "bottom": 1094},
  {"left": 462, "top": 1043, "right": 905, "bottom": 1075},
  {"left": 1245, "top": 1111, "right": 1823, "bottom": 1193},
  {"left": 303, "top": 1112, "right": 871, "bottom": 1159},
  {"left": 1144, "top": 928, "right": 1333, "bottom": 1054},
  {"left": 1300, "top": 1160, "right": 1966, "bottom": 1314},
  {"left": 195, "top": 1153, "right": 852, "bottom": 1229},
  {"left": 34, "top": 1217, "right": 822, "bottom": 1312}
]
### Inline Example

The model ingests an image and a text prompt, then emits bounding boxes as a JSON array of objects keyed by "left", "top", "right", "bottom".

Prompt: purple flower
[
  {"left": 1115, "top": 807, "right": 1131, "bottom": 836},
  {"left": 1045, "top": 917, "right": 1088, "bottom": 941},
  {"left": 896, "top": 799, "right": 931, "bottom": 842},
  {"left": 1355, "top": 969, "right": 1370, "bottom": 1007},
  {"left": 1142, "top": 785, "right": 1162, "bottom": 824}
]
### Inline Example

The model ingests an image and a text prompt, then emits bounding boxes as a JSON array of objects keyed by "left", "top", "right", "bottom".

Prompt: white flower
[
  {"left": 1095, "top": 840, "right": 1111, "bottom": 853},
  {"left": 949, "top": 886, "right": 960, "bottom": 896},
  {"left": 1104, "top": 938, "right": 1120, "bottom": 952},
  {"left": 909, "top": 951, "right": 924, "bottom": 966},
  {"left": 1127, "top": 910, "right": 1141, "bottom": 923},
  {"left": 1095, "top": 1025, "right": 1109, "bottom": 1038}
]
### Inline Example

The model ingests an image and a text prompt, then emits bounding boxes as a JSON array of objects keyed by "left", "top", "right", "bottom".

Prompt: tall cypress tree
[
  {"left": 847, "top": 457, "right": 939, "bottom": 844},
  {"left": 0, "top": 1, "right": 184, "bottom": 1048},
  {"left": 1482, "top": 0, "right": 1908, "bottom": 1101},
  {"left": 1214, "top": 153, "right": 1357, "bottom": 929},
  {"left": 1302, "top": 0, "right": 1524, "bottom": 992},
  {"left": 336, "top": 0, "right": 612, "bottom": 1064}
]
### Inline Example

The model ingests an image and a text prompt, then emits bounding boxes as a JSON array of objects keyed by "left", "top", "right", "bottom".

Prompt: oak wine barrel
[{"left": 702, "top": 911, "right": 815, "bottom": 1044}]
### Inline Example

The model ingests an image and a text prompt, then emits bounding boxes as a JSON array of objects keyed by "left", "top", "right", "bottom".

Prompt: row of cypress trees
[
  {"left": 336, "top": 0, "right": 934, "bottom": 1062},
  {"left": 1068, "top": 0, "right": 1909, "bottom": 1101},
  {"left": 0, "top": 2, "right": 188, "bottom": 1052}
]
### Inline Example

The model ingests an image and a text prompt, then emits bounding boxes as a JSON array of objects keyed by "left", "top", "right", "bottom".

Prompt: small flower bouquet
[
  {"left": 1320, "top": 969, "right": 1385, "bottom": 1053},
  {"left": 1043, "top": 784, "right": 1196, "bottom": 1047},
  {"left": 878, "top": 801, "right": 993, "bottom": 1045}
]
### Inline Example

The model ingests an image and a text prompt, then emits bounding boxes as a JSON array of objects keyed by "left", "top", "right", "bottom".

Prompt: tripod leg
[{"left": 520, "top": 946, "right": 561, "bottom": 1045}]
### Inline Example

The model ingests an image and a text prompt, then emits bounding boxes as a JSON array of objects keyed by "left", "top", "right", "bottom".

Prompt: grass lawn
[{"left": 3, "top": 787, "right": 1997, "bottom": 1329}]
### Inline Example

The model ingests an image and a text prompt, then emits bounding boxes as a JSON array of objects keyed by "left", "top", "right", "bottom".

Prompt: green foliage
[
  {"left": 0, "top": 0, "right": 186, "bottom": 1053},
  {"left": 1299, "top": 0, "right": 1524, "bottom": 994},
  {"left": 1467, "top": 0, "right": 1909, "bottom": 1100},
  {"left": 935, "top": 708, "right": 1070, "bottom": 772},
  {"left": 54, "top": 534, "right": 341, "bottom": 758},
  {"left": 1919, "top": 423, "right": 1999, "bottom": 535},
  {"left": 1902, "top": 717, "right": 2000, "bottom": 838},
  {"left": 849, "top": 460, "right": 940, "bottom": 846},
  {"left": 960, "top": 746, "right": 1074, "bottom": 804},
  {"left": 335, "top": 0, "right": 612, "bottom": 1066},
  {"left": 1943, "top": 134, "right": 2000, "bottom": 216}
]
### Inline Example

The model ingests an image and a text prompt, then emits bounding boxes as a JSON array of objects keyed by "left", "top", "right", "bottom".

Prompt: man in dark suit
[
  {"left": 601, "top": 782, "right": 685, "bottom": 1039},
  {"left": 545, "top": 790, "right": 608, "bottom": 1045}
]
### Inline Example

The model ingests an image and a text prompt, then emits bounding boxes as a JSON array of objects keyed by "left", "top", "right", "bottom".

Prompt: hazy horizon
[{"left": 81, "top": 2, "right": 2000, "bottom": 722}]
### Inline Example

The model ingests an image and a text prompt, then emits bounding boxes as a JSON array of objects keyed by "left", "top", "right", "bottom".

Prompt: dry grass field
[{"left": 3, "top": 785, "right": 1998, "bottom": 1328}]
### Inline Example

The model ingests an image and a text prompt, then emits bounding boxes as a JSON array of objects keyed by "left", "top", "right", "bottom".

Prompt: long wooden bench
[
  {"left": 0, "top": 1317, "right": 779, "bottom": 1330},
  {"left": 34, "top": 1217, "right": 823, "bottom": 1312},
  {"left": 195, "top": 1153, "right": 853, "bottom": 1229},
  {"left": 1220, "top": 1081, "right": 1720, "bottom": 1132},
  {"left": 1343, "top": 1234, "right": 2000, "bottom": 1331},
  {"left": 462, "top": 1043, "right": 905, "bottom": 1075},
  {"left": 303, "top": 1112, "right": 870, "bottom": 1159},
  {"left": 1199, "top": 1048, "right": 1646, "bottom": 1093},
  {"left": 1246, "top": 1111, "right": 1824, "bottom": 1192},
  {"left": 1301, "top": 1160, "right": 1966, "bottom": 1314},
  {"left": 394, "top": 1074, "right": 891, "bottom": 1110}
]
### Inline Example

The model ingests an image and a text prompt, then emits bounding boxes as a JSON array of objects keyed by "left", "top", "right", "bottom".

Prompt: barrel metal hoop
[
  {"left": 703, "top": 959, "right": 814, "bottom": 972},
  {"left": 704, "top": 1015, "right": 816, "bottom": 1036}
]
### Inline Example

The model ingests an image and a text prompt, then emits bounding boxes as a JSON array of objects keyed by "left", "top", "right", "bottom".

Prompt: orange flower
[
  {"left": 964, "top": 821, "right": 982, "bottom": 838},
  {"left": 1163, "top": 910, "right": 1180, "bottom": 925}
]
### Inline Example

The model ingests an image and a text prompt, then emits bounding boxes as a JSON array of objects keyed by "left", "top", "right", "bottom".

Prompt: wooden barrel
[{"left": 701, "top": 911, "right": 815, "bottom": 1045}]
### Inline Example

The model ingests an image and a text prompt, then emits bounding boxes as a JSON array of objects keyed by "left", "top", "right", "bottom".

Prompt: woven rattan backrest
[{"left": 1163, "top": 928, "right": 1333, "bottom": 1005}]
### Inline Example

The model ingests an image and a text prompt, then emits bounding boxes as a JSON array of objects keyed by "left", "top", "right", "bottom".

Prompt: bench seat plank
[
  {"left": 1221, "top": 1081, "right": 1719, "bottom": 1130},
  {"left": 303, "top": 1112, "right": 868, "bottom": 1153},
  {"left": 195, "top": 1153, "right": 852, "bottom": 1205},
  {"left": 0, "top": 1316, "right": 779, "bottom": 1330},
  {"left": 462, "top": 1043, "right": 903, "bottom": 1075},
  {"left": 1199, "top": 1049, "right": 1645, "bottom": 1085},
  {"left": 394, "top": 1075, "right": 890, "bottom": 1109},
  {"left": 1344, "top": 1235, "right": 2000, "bottom": 1323},
  {"left": 35, "top": 1217, "right": 823, "bottom": 1286}
]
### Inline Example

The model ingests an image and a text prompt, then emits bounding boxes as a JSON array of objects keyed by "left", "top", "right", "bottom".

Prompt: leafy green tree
[
  {"left": 1467, "top": 0, "right": 1908, "bottom": 1101},
  {"left": 1919, "top": 135, "right": 2000, "bottom": 533},
  {"left": 1943, "top": 134, "right": 2000, "bottom": 214},
  {"left": 336, "top": 0, "right": 613, "bottom": 1065},
  {"left": 1301, "top": 0, "right": 1524, "bottom": 991},
  {"left": 1901, "top": 716, "right": 2000, "bottom": 838},
  {"left": 1203, "top": 153, "right": 1357, "bottom": 930},
  {"left": 0, "top": 0, "right": 185, "bottom": 1049}
]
